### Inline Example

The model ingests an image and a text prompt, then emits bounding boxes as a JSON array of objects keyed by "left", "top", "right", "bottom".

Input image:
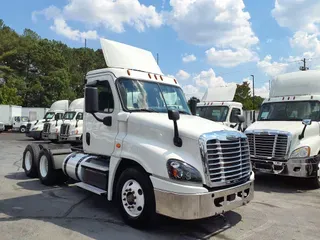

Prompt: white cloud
[
  {"left": 168, "top": 0, "right": 259, "bottom": 49},
  {"left": 266, "top": 38, "right": 273, "bottom": 43},
  {"left": 183, "top": 85, "right": 204, "bottom": 100},
  {"left": 32, "top": 5, "right": 61, "bottom": 22},
  {"left": 243, "top": 78, "right": 269, "bottom": 98},
  {"left": 206, "top": 47, "right": 258, "bottom": 67},
  {"left": 193, "top": 68, "right": 227, "bottom": 88},
  {"left": 290, "top": 31, "right": 320, "bottom": 56},
  {"left": 257, "top": 55, "right": 289, "bottom": 77},
  {"left": 176, "top": 70, "right": 190, "bottom": 80},
  {"left": 272, "top": 0, "right": 320, "bottom": 33},
  {"left": 62, "top": 0, "right": 163, "bottom": 33},
  {"left": 50, "top": 18, "right": 99, "bottom": 41},
  {"left": 182, "top": 54, "right": 196, "bottom": 63}
]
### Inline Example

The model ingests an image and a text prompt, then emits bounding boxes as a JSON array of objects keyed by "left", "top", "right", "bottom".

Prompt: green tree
[{"left": 234, "top": 82, "right": 264, "bottom": 110}]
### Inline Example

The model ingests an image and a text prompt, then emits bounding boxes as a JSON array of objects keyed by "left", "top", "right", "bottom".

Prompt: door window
[
  {"left": 97, "top": 81, "right": 114, "bottom": 113},
  {"left": 76, "top": 112, "right": 83, "bottom": 120}
]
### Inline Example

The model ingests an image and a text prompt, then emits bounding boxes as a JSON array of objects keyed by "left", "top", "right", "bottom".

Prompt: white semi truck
[
  {"left": 59, "top": 98, "right": 84, "bottom": 143},
  {"left": 0, "top": 105, "right": 29, "bottom": 132},
  {"left": 245, "top": 70, "right": 320, "bottom": 188},
  {"left": 196, "top": 85, "right": 246, "bottom": 131},
  {"left": 21, "top": 38, "right": 254, "bottom": 228},
  {"left": 26, "top": 100, "right": 69, "bottom": 140}
]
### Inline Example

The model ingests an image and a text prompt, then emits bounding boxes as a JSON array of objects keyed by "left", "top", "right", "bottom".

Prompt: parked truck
[
  {"left": 0, "top": 105, "right": 29, "bottom": 132},
  {"left": 26, "top": 100, "right": 69, "bottom": 140},
  {"left": 21, "top": 38, "right": 254, "bottom": 228},
  {"left": 245, "top": 70, "right": 320, "bottom": 188},
  {"left": 59, "top": 98, "right": 84, "bottom": 143},
  {"left": 196, "top": 85, "right": 247, "bottom": 131}
]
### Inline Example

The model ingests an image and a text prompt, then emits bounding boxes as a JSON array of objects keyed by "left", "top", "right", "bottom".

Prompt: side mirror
[
  {"left": 168, "top": 110, "right": 180, "bottom": 121},
  {"left": 302, "top": 119, "right": 312, "bottom": 126},
  {"left": 85, "top": 87, "right": 99, "bottom": 113},
  {"left": 189, "top": 99, "right": 198, "bottom": 116},
  {"left": 236, "top": 115, "right": 245, "bottom": 123},
  {"left": 54, "top": 114, "right": 59, "bottom": 121}
]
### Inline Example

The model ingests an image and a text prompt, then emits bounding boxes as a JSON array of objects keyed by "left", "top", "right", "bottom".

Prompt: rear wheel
[
  {"left": 22, "top": 144, "right": 40, "bottom": 178},
  {"left": 116, "top": 167, "right": 156, "bottom": 229},
  {"left": 38, "top": 149, "right": 58, "bottom": 186}
]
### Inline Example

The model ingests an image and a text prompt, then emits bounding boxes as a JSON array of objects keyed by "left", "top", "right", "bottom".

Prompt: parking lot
[{"left": 0, "top": 133, "right": 319, "bottom": 240}]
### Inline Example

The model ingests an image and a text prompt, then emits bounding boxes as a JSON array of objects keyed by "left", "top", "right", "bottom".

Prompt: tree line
[{"left": 0, "top": 19, "right": 106, "bottom": 107}]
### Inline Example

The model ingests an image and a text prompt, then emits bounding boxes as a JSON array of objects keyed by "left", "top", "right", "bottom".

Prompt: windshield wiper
[
  {"left": 132, "top": 108, "right": 159, "bottom": 113},
  {"left": 178, "top": 110, "right": 190, "bottom": 115}
]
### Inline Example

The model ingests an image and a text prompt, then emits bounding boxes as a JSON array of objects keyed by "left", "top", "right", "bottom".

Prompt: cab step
[{"left": 75, "top": 182, "right": 107, "bottom": 195}]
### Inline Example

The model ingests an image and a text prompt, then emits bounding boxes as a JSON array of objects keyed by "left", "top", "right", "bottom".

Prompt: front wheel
[
  {"left": 20, "top": 126, "right": 26, "bottom": 133},
  {"left": 309, "top": 162, "right": 320, "bottom": 189},
  {"left": 116, "top": 167, "right": 156, "bottom": 229}
]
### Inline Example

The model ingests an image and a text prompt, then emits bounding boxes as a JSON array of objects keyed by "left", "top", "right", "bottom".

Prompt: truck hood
[
  {"left": 245, "top": 121, "right": 305, "bottom": 136},
  {"left": 128, "top": 112, "right": 240, "bottom": 140}
]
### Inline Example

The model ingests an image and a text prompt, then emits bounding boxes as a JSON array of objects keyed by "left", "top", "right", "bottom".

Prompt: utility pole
[
  {"left": 300, "top": 58, "right": 309, "bottom": 71},
  {"left": 156, "top": 53, "right": 159, "bottom": 65},
  {"left": 251, "top": 74, "right": 256, "bottom": 122}
]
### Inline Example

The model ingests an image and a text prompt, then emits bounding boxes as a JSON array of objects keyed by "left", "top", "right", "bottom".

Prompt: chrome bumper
[
  {"left": 43, "top": 132, "right": 58, "bottom": 140},
  {"left": 252, "top": 156, "right": 320, "bottom": 178},
  {"left": 154, "top": 178, "right": 254, "bottom": 220}
]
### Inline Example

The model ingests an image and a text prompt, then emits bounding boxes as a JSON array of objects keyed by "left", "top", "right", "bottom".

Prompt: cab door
[{"left": 84, "top": 75, "right": 120, "bottom": 156}]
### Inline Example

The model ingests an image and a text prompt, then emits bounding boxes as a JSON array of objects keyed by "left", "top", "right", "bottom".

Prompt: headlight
[
  {"left": 167, "top": 159, "right": 202, "bottom": 183},
  {"left": 290, "top": 146, "right": 310, "bottom": 158}
]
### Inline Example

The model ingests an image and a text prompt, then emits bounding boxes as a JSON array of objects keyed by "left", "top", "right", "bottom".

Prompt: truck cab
[
  {"left": 245, "top": 70, "right": 320, "bottom": 188},
  {"left": 60, "top": 98, "right": 84, "bottom": 143},
  {"left": 196, "top": 85, "right": 245, "bottom": 131},
  {"left": 26, "top": 100, "right": 69, "bottom": 140},
  {"left": 22, "top": 38, "right": 254, "bottom": 228},
  {"left": 12, "top": 116, "right": 29, "bottom": 133}
]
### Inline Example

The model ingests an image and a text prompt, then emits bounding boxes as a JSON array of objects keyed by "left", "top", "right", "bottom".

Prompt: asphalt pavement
[{"left": 0, "top": 132, "right": 320, "bottom": 240}]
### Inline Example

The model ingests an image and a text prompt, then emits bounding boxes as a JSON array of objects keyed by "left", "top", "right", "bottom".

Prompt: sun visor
[
  {"left": 100, "top": 38, "right": 163, "bottom": 75},
  {"left": 201, "top": 84, "right": 237, "bottom": 102}
]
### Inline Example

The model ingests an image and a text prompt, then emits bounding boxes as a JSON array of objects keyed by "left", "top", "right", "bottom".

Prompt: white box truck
[
  {"left": 26, "top": 100, "right": 69, "bottom": 140},
  {"left": 0, "top": 105, "right": 29, "bottom": 132},
  {"left": 245, "top": 70, "right": 320, "bottom": 188},
  {"left": 59, "top": 98, "right": 84, "bottom": 143},
  {"left": 22, "top": 107, "right": 50, "bottom": 122},
  {"left": 21, "top": 38, "right": 254, "bottom": 228}
]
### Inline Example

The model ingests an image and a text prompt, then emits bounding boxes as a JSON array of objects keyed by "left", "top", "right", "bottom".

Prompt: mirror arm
[
  {"left": 91, "top": 113, "right": 103, "bottom": 123},
  {"left": 173, "top": 120, "right": 182, "bottom": 147},
  {"left": 299, "top": 125, "right": 307, "bottom": 140}
]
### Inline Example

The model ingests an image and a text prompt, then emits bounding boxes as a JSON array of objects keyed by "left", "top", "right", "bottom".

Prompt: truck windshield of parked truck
[
  {"left": 258, "top": 101, "right": 320, "bottom": 121},
  {"left": 196, "top": 106, "right": 229, "bottom": 122},
  {"left": 118, "top": 78, "right": 191, "bottom": 114},
  {"left": 44, "top": 112, "right": 55, "bottom": 119},
  {"left": 63, "top": 112, "right": 76, "bottom": 120}
]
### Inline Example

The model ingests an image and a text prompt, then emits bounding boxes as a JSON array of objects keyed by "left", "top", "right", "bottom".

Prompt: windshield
[
  {"left": 21, "top": 116, "right": 29, "bottom": 122},
  {"left": 44, "top": 112, "right": 55, "bottom": 119},
  {"left": 258, "top": 101, "right": 320, "bottom": 121},
  {"left": 117, "top": 78, "right": 191, "bottom": 114},
  {"left": 196, "top": 106, "right": 229, "bottom": 122},
  {"left": 63, "top": 112, "right": 76, "bottom": 120}
]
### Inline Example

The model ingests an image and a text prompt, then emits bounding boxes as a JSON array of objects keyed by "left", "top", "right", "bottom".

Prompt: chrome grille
[
  {"left": 26, "top": 123, "right": 32, "bottom": 132},
  {"left": 43, "top": 123, "right": 51, "bottom": 133},
  {"left": 206, "top": 137, "right": 251, "bottom": 185},
  {"left": 60, "top": 124, "right": 70, "bottom": 136},
  {"left": 246, "top": 133, "right": 288, "bottom": 160}
]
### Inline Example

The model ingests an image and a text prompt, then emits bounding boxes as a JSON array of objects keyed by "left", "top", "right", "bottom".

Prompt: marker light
[
  {"left": 154, "top": 74, "right": 158, "bottom": 80},
  {"left": 127, "top": 69, "right": 131, "bottom": 76},
  {"left": 174, "top": 79, "right": 177, "bottom": 84},
  {"left": 148, "top": 73, "right": 151, "bottom": 79},
  {"left": 116, "top": 143, "right": 121, "bottom": 148},
  {"left": 160, "top": 75, "right": 163, "bottom": 81}
]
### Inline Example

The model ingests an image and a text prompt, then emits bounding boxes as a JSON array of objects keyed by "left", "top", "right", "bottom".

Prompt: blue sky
[{"left": 2, "top": 0, "right": 320, "bottom": 99}]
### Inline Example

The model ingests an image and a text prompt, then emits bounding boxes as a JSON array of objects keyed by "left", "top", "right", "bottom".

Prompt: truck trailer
[
  {"left": 22, "top": 38, "right": 254, "bottom": 228},
  {"left": 245, "top": 70, "right": 320, "bottom": 188}
]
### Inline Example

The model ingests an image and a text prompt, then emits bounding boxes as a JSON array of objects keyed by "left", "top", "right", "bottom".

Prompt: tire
[
  {"left": 116, "top": 167, "right": 156, "bottom": 229},
  {"left": 22, "top": 144, "right": 40, "bottom": 178},
  {"left": 20, "top": 126, "right": 26, "bottom": 133},
  {"left": 37, "top": 149, "right": 58, "bottom": 186},
  {"left": 309, "top": 162, "right": 320, "bottom": 189}
]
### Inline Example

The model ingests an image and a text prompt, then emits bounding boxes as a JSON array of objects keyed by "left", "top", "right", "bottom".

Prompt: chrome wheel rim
[
  {"left": 121, "top": 180, "right": 145, "bottom": 217},
  {"left": 20, "top": 127, "right": 26, "bottom": 133},
  {"left": 25, "top": 151, "right": 32, "bottom": 171},
  {"left": 39, "top": 155, "right": 49, "bottom": 178}
]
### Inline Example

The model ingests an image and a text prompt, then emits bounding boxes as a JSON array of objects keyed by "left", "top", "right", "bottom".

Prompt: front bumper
[
  {"left": 43, "top": 132, "right": 59, "bottom": 140},
  {"left": 26, "top": 130, "right": 42, "bottom": 139},
  {"left": 252, "top": 156, "right": 320, "bottom": 178},
  {"left": 154, "top": 176, "right": 254, "bottom": 220},
  {"left": 60, "top": 134, "right": 81, "bottom": 142}
]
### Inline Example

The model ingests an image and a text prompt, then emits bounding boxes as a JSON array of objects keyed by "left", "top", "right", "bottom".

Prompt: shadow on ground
[
  {"left": 254, "top": 172, "right": 317, "bottom": 194},
  {"left": 1, "top": 176, "right": 242, "bottom": 240}
]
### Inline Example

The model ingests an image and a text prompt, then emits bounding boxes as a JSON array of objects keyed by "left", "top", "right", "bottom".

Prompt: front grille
[
  {"left": 246, "top": 133, "right": 288, "bottom": 160},
  {"left": 43, "top": 123, "right": 51, "bottom": 133},
  {"left": 206, "top": 138, "right": 251, "bottom": 185},
  {"left": 60, "top": 123, "right": 70, "bottom": 136},
  {"left": 26, "top": 123, "right": 32, "bottom": 132}
]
